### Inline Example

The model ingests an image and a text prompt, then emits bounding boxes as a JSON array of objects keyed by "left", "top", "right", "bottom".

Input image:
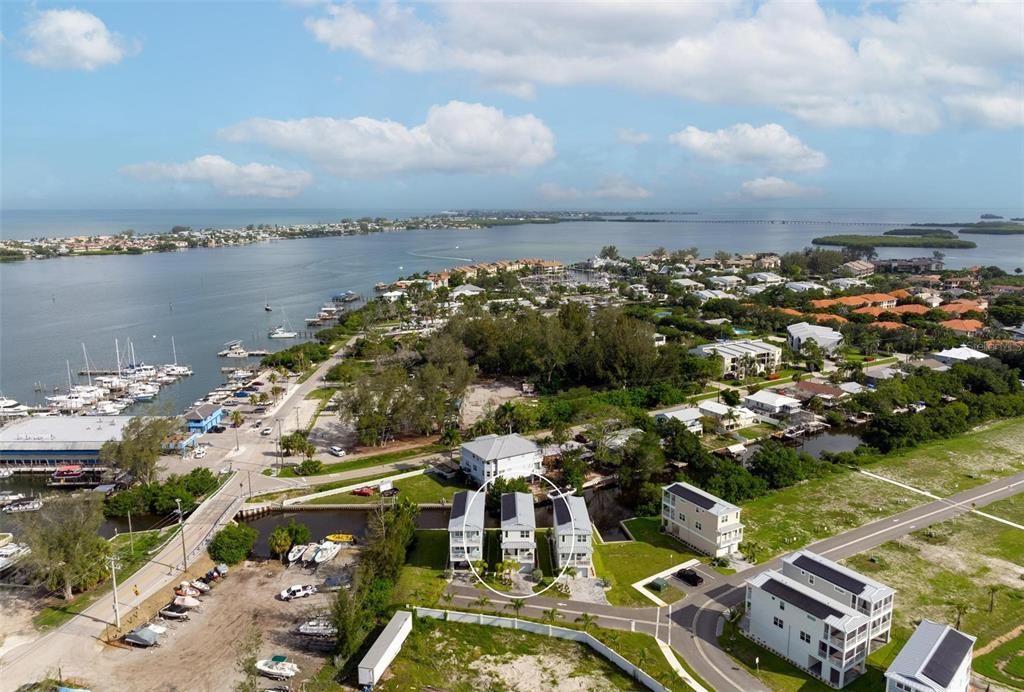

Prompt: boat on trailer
[{"left": 256, "top": 656, "right": 299, "bottom": 680}]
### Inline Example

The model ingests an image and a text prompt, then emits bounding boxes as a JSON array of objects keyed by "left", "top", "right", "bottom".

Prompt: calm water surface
[{"left": 3, "top": 209, "right": 1021, "bottom": 411}]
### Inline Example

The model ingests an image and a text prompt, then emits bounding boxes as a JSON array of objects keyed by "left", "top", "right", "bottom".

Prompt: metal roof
[
  {"left": 785, "top": 550, "right": 894, "bottom": 601},
  {"left": 792, "top": 553, "right": 866, "bottom": 595},
  {"left": 448, "top": 491, "right": 485, "bottom": 531},
  {"left": 0, "top": 416, "right": 132, "bottom": 451},
  {"left": 762, "top": 578, "right": 843, "bottom": 620},
  {"left": 886, "top": 619, "right": 975, "bottom": 690},
  {"left": 461, "top": 433, "right": 538, "bottom": 462},
  {"left": 358, "top": 610, "right": 413, "bottom": 676},
  {"left": 553, "top": 494, "right": 591, "bottom": 533},
  {"left": 500, "top": 492, "right": 535, "bottom": 531},
  {"left": 664, "top": 482, "right": 738, "bottom": 516}
]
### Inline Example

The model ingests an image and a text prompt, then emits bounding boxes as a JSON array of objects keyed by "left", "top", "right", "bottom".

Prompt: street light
[
  {"left": 174, "top": 498, "right": 188, "bottom": 571},
  {"left": 276, "top": 417, "right": 283, "bottom": 466},
  {"left": 107, "top": 555, "right": 122, "bottom": 629}
]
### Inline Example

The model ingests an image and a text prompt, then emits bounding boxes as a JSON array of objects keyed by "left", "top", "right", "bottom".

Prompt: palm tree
[
  {"left": 271, "top": 385, "right": 284, "bottom": 402},
  {"left": 229, "top": 410, "right": 243, "bottom": 428},
  {"left": 565, "top": 566, "right": 578, "bottom": 580},
  {"left": 986, "top": 584, "right": 1002, "bottom": 614},
  {"left": 575, "top": 612, "right": 597, "bottom": 632},
  {"left": 950, "top": 598, "right": 971, "bottom": 630},
  {"left": 269, "top": 372, "right": 278, "bottom": 386},
  {"left": 506, "top": 598, "right": 526, "bottom": 629},
  {"left": 542, "top": 607, "right": 561, "bottom": 634}
]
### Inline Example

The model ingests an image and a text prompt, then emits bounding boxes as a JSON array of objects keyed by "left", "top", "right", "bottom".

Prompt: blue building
[{"left": 184, "top": 404, "right": 226, "bottom": 433}]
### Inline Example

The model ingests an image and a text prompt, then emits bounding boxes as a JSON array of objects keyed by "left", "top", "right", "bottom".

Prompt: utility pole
[
  {"left": 127, "top": 509, "right": 134, "bottom": 554},
  {"left": 174, "top": 498, "right": 188, "bottom": 571},
  {"left": 107, "top": 556, "right": 121, "bottom": 629},
  {"left": 248, "top": 469, "right": 253, "bottom": 497}
]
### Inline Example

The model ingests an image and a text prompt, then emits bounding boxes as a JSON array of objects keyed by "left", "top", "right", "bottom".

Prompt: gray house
[
  {"left": 500, "top": 492, "right": 536, "bottom": 571},
  {"left": 552, "top": 493, "right": 593, "bottom": 577},
  {"left": 448, "top": 491, "right": 485, "bottom": 567},
  {"left": 885, "top": 620, "right": 975, "bottom": 692}
]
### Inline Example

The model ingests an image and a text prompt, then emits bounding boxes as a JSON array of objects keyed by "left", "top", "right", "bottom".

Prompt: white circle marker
[{"left": 462, "top": 471, "right": 577, "bottom": 600}]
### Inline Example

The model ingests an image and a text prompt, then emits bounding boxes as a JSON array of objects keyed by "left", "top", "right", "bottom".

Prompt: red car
[{"left": 352, "top": 487, "right": 374, "bottom": 497}]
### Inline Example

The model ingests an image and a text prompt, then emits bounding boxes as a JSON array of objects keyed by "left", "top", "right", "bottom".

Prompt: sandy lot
[
  {"left": 469, "top": 652, "right": 626, "bottom": 691},
  {"left": 0, "top": 590, "right": 39, "bottom": 660},
  {"left": 460, "top": 381, "right": 530, "bottom": 427},
  {"left": 79, "top": 556, "right": 354, "bottom": 692}
]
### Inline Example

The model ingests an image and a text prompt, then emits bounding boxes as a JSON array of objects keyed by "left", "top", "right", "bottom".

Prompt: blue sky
[{"left": 2, "top": 1, "right": 1022, "bottom": 210}]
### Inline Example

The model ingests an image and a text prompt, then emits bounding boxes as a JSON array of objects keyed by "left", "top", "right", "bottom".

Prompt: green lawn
[
  {"left": 592, "top": 517, "right": 700, "bottom": 607},
  {"left": 304, "top": 387, "right": 338, "bottom": 401},
  {"left": 700, "top": 433, "right": 737, "bottom": 450},
  {"left": 720, "top": 617, "right": 899, "bottom": 691},
  {"left": 737, "top": 423, "right": 775, "bottom": 440},
  {"left": 536, "top": 528, "right": 555, "bottom": 577},
  {"left": 252, "top": 467, "right": 427, "bottom": 504},
  {"left": 304, "top": 472, "right": 466, "bottom": 505},
  {"left": 393, "top": 529, "right": 449, "bottom": 606},
  {"left": 974, "top": 633, "right": 1024, "bottom": 689},
  {"left": 379, "top": 618, "right": 648, "bottom": 691},
  {"left": 277, "top": 442, "right": 445, "bottom": 478},
  {"left": 33, "top": 527, "right": 176, "bottom": 630}
]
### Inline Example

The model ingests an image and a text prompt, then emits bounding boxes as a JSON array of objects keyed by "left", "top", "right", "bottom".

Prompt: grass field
[
  {"left": 740, "top": 418, "right": 1024, "bottom": 559},
  {"left": 379, "top": 618, "right": 648, "bottom": 691},
  {"left": 592, "top": 517, "right": 699, "bottom": 607},
  {"left": 974, "top": 633, "right": 1024, "bottom": 689},
  {"left": 737, "top": 423, "right": 776, "bottom": 440},
  {"left": 393, "top": 529, "right": 449, "bottom": 606},
  {"left": 277, "top": 442, "right": 445, "bottom": 478},
  {"left": 303, "top": 471, "right": 464, "bottom": 505}
]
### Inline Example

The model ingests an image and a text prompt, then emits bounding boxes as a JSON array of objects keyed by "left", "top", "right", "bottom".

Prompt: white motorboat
[
  {"left": 190, "top": 579, "right": 211, "bottom": 593},
  {"left": 287, "top": 543, "right": 309, "bottom": 563},
  {"left": 0, "top": 469, "right": 13, "bottom": 479},
  {"left": 268, "top": 326, "right": 298, "bottom": 339},
  {"left": 0, "top": 397, "right": 29, "bottom": 418},
  {"left": 175, "top": 582, "right": 201, "bottom": 598},
  {"left": 0, "top": 491, "right": 26, "bottom": 505},
  {"left": 159, "top": 604, "right": 190, "bottom": 620},
  {"left": 256, "top": 656, "right": 299, "bottom": 680},
  {"left": 297, "top": 618, "right": 337, "bottom": 637},
  {"left": 2, "top": 499, "right": 43, "bottom": 513},
  {"left": 299, "top": 542, "right": 320, "bottom": 563},
  {"left": 313, "top": 541, "right": 342, "bottom": 564},
  {"left": 0, "top": 543, "right": 30, "bottom": 571},
  {"left": 172, "top": 595, "right": 201, "bottom": 609}
]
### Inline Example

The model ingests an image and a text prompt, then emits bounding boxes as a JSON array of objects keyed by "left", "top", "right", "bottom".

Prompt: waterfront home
[
  {"left": 448, "top": 491, "right": 485, "bottom": 567},
  {"left": 744, "top": 568, "right": 873, "bottom": 688},
  {"left": 661, "top": 482, "right": 743, "bottom": 557},
  {"left": 744, "top": 389, "right": 802, "bottom": 417},
  {"left": 552, "top": 493, "right": 593, "bottom": 577},
  {"left": 460, "top": 433, "right": 542, "bottom": 486},
  {"left": 784, "top": 381, "right": 848, "bottom": 406},
  {"left": 698, "top": 401, "right": 756, "bottom": 431},
  {"left": 884, "top": 620, "right": 975, "bottom": 692},
  {"left": 782, "top": 550, "right": 895, "bottom": 648},
  {"left": 787, "top": 322, "right": 844, "bottom": 354},
  {"left": 689, "top": 339, "right": 782, "bottom": 379},
  {"left": 381, "top": 290, "right": 405, "bottom": 302},
  {"left": 500, "top": 492, "right": 536, "bottom": 571},
  {"left": 184, "top": 404, "right": 226, "bottom": 434},
  {"left": 653, "top": 406, "right": 704, "bottom": 434},
  {"left": 876, "top": 257, "right": 944, "bottom": 274}
]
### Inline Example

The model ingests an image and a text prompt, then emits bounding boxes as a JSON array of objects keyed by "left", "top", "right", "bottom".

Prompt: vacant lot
[
  {"left": 393, "top": 529, "right": 449, "bottom": 606},
  {"left": 304, "top": 472, "right": 466, "bottom": 505},
  {"left": 461, "top": 380, "right": 529, "bottom": 427},
  {"left": 378, "top": 618, "right": 646, "bottom": 691},
  {"left": 592, "top": 517, "right": 699, "bottom": 606}
]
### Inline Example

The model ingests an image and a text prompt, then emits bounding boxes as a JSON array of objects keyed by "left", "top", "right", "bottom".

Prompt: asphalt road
[{"left": 442, "top": 469, "right": 1024, "bottom": 692}]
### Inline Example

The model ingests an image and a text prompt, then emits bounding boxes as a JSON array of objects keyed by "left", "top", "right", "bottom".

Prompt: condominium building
[
  {"left": 782, "top": 550, "right": 895, "bottom": 647},
  {"left": 661, "top": 482, "right": 743, "bottom": 557},
  {"left": 500, "top": 492, "right": 536, "bottom": 570},
  {"left": 447, "top": 491, "right": 485, "bottom": 566},
  {"left": 551, "top": 493, "right": 593, "bottom": 577},
  {"left": 745, "top": 569, "right": 875, "bottom": 688},
  {"left": 885, "top": 620, "right": 975, "bottom": 692},
  {"left": 689, "top": 339, "right": 782, "bottom": 379},
  {"left": 460, "top": 433, "right": 543, "bottom": 486}
]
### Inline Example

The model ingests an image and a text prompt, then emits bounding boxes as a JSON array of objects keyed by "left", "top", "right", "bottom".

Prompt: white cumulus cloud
[
  {"left": 539, "top": 177, "right": 653, "bottom": 202},
  {"left": 740, "top": 176, "right": 817, "bottom": 200},
  {"left": 617, "top": 128, "right": 651, "bottom": 145},
  {"left": 122, "top": 155, "right": 313, "bottom": 199},
  {"left": 302, "top": 1, "right": 1024, "bottom": 132},
  {"left": 20, "top": 8, "right": 137, "bottom": 70},
  {"left": 219, "top": 101, "right": 555, "bottom": 176},
  {"left": 670, "top": 123, "right": 827, "bottom": 172}
]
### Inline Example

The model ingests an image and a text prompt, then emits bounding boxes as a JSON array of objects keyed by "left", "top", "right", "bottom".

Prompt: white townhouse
[
  {"left": 782, "top": 550, "right": 895, "bottom": 648},
  {"left": 661, "top": 482, "right": 744, "bottom": 557},
  {"left": 694, "top": 289, "right": 737, "bottom": 304},
  {"left": 884, "top": 620, "right": 975, "bottom": 692},
  {"left": 747, "top": 271, "right": 785, "bottom": 285},
  {"left": 551, "top": 493, "right": 593, "bottom": 577},
  {"left": 689, "top": 339, "right": 782, "bottom": 379},
  {"left": 447, "top": 491, "right": 485, "bottom": 567},
  {"left": 653, "top": 406, "right": 704, "bottom": 434},
  {"left": 744, "top": 389, "right": 802, "bottom": 417},
  {"left": 460, "top": 434, "right": 543, "bottom": 486},
  {"left": 786, "top": 281, "right": 831, "bottom": 294},
  {"left": 745, "top": 569, "right": 874, "bottom": 688},
  {"left": 697, "top": 400, "right": 757, "bottom": 432},
  {"left": 500, "top": 492, "right": 536, "bottom": 570},
  {"left": 708, "top": 275, "right": 745, "bottom": 290},
  {"left": 787, "top": 322, "right": 844, "bottom": 354}
]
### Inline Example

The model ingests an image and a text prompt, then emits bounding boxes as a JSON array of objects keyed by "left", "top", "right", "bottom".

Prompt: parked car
[
  {"left": 675, "top": 568, "right": 704, "bottom": 587},
  {"left": 260, "top": 427, "right": 273, "bottom": 436},
  {"left": 211, "top": 425, "right": 226, "bottom": 433},
  {"left": 279, "top": 584, "right": 317, "bottom": 601},
  {"left": 193, "top": 446, "right": 207, "bottom": 459},
  {"left": 328, "top": 446, "right": 346, "bottom": 457},
  {"left": 253, "top": 406, "right": 267, "bottom": 414},
  {"left": 381, "top": 488, "right": 400, "bottom": 498},
  {"left": 351, "top": 487, "right": 374, "bottom": 497}
]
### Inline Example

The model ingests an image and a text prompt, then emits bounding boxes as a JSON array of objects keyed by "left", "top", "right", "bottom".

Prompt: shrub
[
  {"left": 208, "top": 524, "right": 258, "bottom": 564},
  {"left": 296, "top": 459, "right": 323, "bottom": 476}
]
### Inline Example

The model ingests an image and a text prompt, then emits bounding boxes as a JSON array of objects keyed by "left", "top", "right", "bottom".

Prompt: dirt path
[{"left": 975, "top": 622, "right": 1024, "bottom": 657}]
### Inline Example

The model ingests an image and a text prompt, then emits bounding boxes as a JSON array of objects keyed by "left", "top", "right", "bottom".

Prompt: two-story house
[
  {"left": 884, "top": 620, "right": 975, "bottom": 692},
  {"left": 460, "top": 433, "right": 543, "bottom": 486},
  {"left": 661, "top": 482, "right": 744, "bottom": 557},
  {"left": 782, "top": 550, "right": 895, "bottom": 648},
  {"left": 500, "top": 492, "right": 536, "bottom": 571},
  {"left": 447, "top": 491, "right": 485, "bottom": 567},
  {"left": 745, "top": 569, "right": 873, "bottom": 688},
  {"left": 652, "top": 406, "right": 704, "bottom": 434},
  {"left": 551, "top": 493, "right": 593, "bottom": 577},
  {"left": 697, "top": 400, "right": 757, "bottom": 432},
  {"left": 689, "top": 339, "right": 782, "bottom": 379},
  {"left": 744, "top": 389, "right": 802, "bottom": 417}
]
